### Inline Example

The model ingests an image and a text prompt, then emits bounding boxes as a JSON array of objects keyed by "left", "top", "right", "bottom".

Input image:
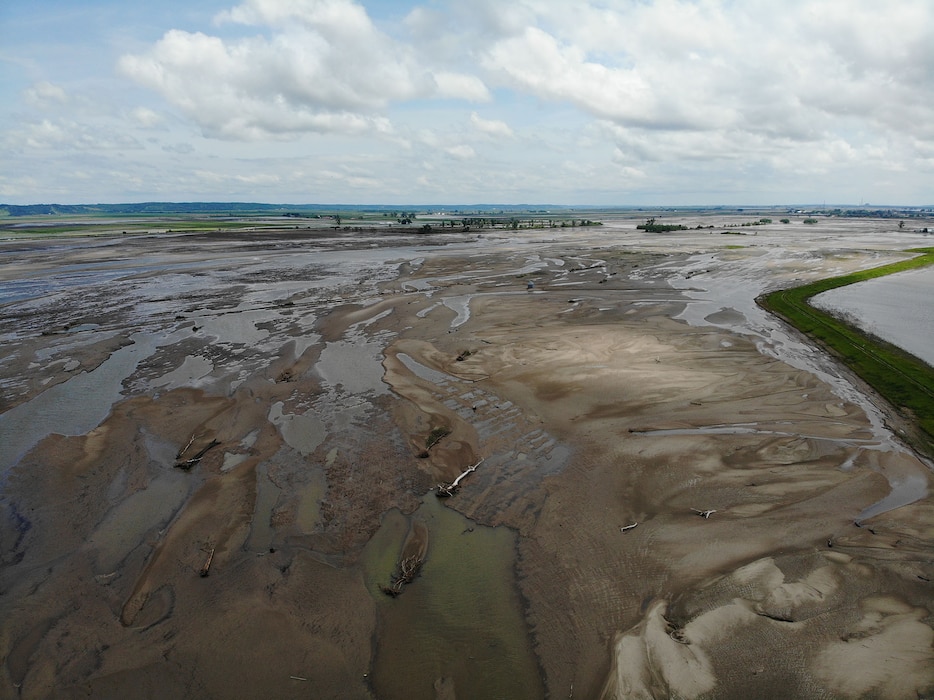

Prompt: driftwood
[
  {"left": 199, "top": 547, "right": 215, "bottom": 577},
  {"left": 619, "top": 522, "right": 639, "bottom": 532},
  {"left": 436, "top": 458, "right": 483, "bottom": 498},
  {"left": 691, "top": 508, "right": 717, "bottom": 519},
  {"left": 176, "top": 433, "right": 196, "bottom": 460},
  {"left": 175, "top": 439, "right": 220, "bottom": 470},
  {"left": 381, "top": 554, "right": 423, "bottom": 596}
]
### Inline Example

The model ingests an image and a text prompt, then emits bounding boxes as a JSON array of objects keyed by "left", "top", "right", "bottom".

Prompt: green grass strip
[{"left": 758, "top": 247, "right": 934, "bottom": 454}]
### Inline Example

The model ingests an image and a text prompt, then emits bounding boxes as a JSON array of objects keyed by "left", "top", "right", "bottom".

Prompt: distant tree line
[{"left": 637, "top": 218, "right": 687, "bottom": 233}]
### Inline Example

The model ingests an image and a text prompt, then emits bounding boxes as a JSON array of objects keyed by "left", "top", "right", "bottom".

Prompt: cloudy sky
[{"left": 2, "top": 0, "right": 932, "bottom": 205}]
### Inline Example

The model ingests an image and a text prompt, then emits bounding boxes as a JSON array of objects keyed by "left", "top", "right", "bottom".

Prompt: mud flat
[{"left": 1, "top": 216, "right": 932, "bottom": 699}]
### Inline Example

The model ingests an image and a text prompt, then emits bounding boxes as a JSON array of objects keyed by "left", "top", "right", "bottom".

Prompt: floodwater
[
  {"left": 362, "top": 495, "right": 543, "bottom": 699},
  {"left": 810, "top": 266, "right": 934, "bottom": 367}
]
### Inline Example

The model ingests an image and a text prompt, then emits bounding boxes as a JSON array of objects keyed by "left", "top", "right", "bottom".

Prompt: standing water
[
  {"left": 362, "top": 494, "right": 543, "bottom": 699},
  {"left": 810, "top": 266, "right": 934, "bottom": 367}
]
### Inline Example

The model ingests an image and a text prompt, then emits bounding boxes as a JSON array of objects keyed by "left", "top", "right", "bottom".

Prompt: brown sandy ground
[
  {"left": 375, "top": 251, "right": 933, "bottom": 699},
  {"left": 1, "top": 231, "right": 932, "bottom": 699}
]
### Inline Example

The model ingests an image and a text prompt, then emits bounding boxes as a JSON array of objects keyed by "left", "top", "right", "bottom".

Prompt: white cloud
[
  {"left": 444, "top": 144, "right": 475, "bottom": 160},
  {"left": 8, "top": 119, "right": 142, "bottom": 152},
  {"left": 470, "top": 112, "right": 514, "bottom": 139},
  {"left": 4, "top": 0, "right": 933, "bottom": 205},
  {"left": 434, "top": 73, "right": 491, "bottom": 102},
  {"left": 472, "top": 0, "right": 934, "bottom": 190},
  {"left": 131, "top": 107, "right": 165, "bottom": 128},
  {"left": 119, "top": 0, "right": 489, "bottom": 141},
  {"left": 23, "top": 82, "right": 67, "bottom": 108}
]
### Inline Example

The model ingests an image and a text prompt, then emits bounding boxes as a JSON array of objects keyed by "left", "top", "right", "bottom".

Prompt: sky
[{"left": 1, "top": 0, "right": 932, "bottom": 206}]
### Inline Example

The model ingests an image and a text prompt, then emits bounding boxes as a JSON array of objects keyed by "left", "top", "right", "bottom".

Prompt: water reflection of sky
[{"left": 811, "top": 266, "right": 934, "bottom": 367}]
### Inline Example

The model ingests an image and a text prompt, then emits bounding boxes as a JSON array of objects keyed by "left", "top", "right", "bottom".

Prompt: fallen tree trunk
[
  {"left": 175, "top": 439, "right": 220, "bottom": 470},
  {"left": 199, "top": 547, "right": 215, "bottom": 577},
  {"left": 436, "top": 458, "right": 483, "bottom": 497}
]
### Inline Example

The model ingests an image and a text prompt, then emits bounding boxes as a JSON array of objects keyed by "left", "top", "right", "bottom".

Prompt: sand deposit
[{"left": 1, "top": 216, "right": 932, "bottom": 699}]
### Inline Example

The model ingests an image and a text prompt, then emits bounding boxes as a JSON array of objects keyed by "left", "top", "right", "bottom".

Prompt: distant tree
[
  {"left": 803, "top": 218, "right": 819, "bottom": 224},
  {"left": 780, "top": 218, "right": 790, "bottom": 224},
  {"left": 637, "top": 217, "right": 687, "bottom": 233}
]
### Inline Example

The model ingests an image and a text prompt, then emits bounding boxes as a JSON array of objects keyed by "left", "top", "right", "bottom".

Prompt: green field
[{"left": 758, "top": 248, "right": 934, "bottom": 454}]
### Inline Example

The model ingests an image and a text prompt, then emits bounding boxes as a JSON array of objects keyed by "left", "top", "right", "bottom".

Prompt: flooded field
[
  {"left": 811, "top": 265, "right": 934, "bottom": 366},
  {"left": 1, "top": 214, "right": 932, "bottom": 698}
]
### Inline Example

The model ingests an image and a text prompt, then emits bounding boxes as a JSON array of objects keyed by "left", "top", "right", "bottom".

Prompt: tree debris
[
  {"left": 619, "top": 523, "right": 639, "bottom": 532},
  {"left": 436, "top": 458, "right": 483, "bottom": 498},
  {"left": 175, "top": 439, "right": 220, "bottom": 470},
  {"left": 381, "top": 554, "right": 424, "bottom": 596},
  {"left": 176, "top": 433, "right": 196, "bottom": 460},
  {"left": 691, "top": 508, "right": 717, "bottom": 519},
  {"left": 199, "top": 547, "right": 215, "bottom": 577},
  {"left": 418, "top": 426, "right": 452, "bottom": 458}
]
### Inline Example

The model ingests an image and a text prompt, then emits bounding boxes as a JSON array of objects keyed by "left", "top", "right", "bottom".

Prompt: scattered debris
[
  {"left": 176, "top": 433, "right": 196, "bottom": 460},
  {"left": 289, "top": 676, "right": 307, "bottom": 682},
  {"left": 436, "top": 458, "right": 483, "bottom": 498},
  {"left": 418, "top": 426, "right": 452, "bottom": 457},
  {"left": 175, "top": 439, "right": 220, "bottom": 470},
  {"left": 381, "top": 554, "right": 424, "bottom": 596},
  {"left": 667, "top": 625, "right": 690, "bottom": 644},
  {"left": 691, "top": 508, "right": 717, "bottom": 519},
  {"left": 456, "top": 349, "right": 473, "bottom": 361},
  {"left": 199, "top": 547, "right": 215, "bottom": 577}
]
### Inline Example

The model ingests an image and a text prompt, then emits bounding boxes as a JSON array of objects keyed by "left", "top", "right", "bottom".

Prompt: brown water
[{"left": 362, "top": 494, "right": 543, "bottom": 699}]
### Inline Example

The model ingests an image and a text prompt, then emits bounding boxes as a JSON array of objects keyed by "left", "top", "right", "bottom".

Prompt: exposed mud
[{"left": 1, "top": 218, "right": 932, "bottom": 699}]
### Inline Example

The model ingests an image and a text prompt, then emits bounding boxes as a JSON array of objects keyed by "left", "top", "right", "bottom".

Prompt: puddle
[
  {"left": 396, "top": 353, "right": 455, "bottom": 385},
  {"left": 246, "top": 461, "right": 280, "bottom": 552},
  {"left": 416, "top": 302, "right": 441, "bottom": 318},
  {"left": 441, "top": 291, "right": 527, "bottom": 330},
  {"left": 221, "top": 452, "right": 249, "bottom": 472},
  {"left": 362, "top": 495, "right": 542, "bottom": 700},
  {"left": 316, "top": 340, "right": 389, "bottom": 396},
  {"left": 441, "top": 295, "right": 472, "bottom": 328},
  {"left": 0, "top": 331, "right": 169, "bottom": 474},
  {"left": 196, "top": 309, "right": 271, "bottom": 347},
  {"left": 87, "top": 469, "right": 190, "bottom": 573},
  {"left": 152, "top": 354, "right": 214, "bottom": 390},
  {"left": 857, "top": 472, "right": 929, "bottom": 522},
  {"left": 268, "top": 402, "right": 326, "bottom": 455}
]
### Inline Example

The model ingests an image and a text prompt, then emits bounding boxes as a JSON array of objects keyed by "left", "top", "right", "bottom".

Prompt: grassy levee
[{"left": 758, "top": 248, "right": 934, "bottom": 455}]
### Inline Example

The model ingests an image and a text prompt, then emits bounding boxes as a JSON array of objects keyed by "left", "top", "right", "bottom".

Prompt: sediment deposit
[{"left": 1, "top": 218, "right": 931, "bottom": 699}]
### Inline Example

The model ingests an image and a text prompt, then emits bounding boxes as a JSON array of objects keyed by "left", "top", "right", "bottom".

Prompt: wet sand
[{"left": 1, "top": 217, "right": 932, "bottom": 698}]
